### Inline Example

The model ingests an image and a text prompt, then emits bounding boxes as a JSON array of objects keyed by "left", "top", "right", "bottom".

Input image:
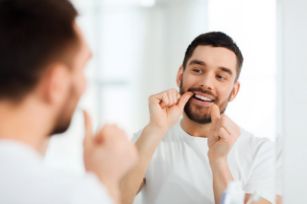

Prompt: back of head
[
  {"left": 182, "top": 31, "right": 244, "bottom": 80},
  {"left": 0, "top": 0, "right": 78, "bottom": 102}
]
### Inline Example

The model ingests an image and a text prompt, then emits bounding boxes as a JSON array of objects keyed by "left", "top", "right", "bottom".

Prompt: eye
[
  {"left": 191, "top": 68, "right": 203, "bottom": 75},
  {"left": 216, "top": 74, "right": 227, "bottom": 81}
]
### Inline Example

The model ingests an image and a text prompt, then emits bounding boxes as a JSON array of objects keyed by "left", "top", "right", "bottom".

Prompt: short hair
[
  {"left": 0, "top": 0, "right": 78, "bottom": 101},
  {"left": 182, "top": 31, "right": 244, "bottom": 80}
]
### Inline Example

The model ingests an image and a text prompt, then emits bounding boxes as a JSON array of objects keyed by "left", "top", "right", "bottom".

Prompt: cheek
[
  {"left": 80, "top": 75, "right": 87, "bottom": 93},
  {"left": 73, "top": 72, "right": 87, "bottom": 96},
  {"left": 219, "top": 87, "right": 234, "bottom": 101},
  {"left": 181, "top": 75, "right": 197, "bottom": 89}
]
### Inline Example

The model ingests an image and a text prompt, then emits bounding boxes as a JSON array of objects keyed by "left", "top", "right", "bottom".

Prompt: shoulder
[
  {"left": 41, "top": 170, "right": 113, "bottom": 204},
  {"left": 236, "top": 128, "right": 274, "bottom": 154},
  {"left": 232, "top": 128, "right": 275, "bottom": 166}
]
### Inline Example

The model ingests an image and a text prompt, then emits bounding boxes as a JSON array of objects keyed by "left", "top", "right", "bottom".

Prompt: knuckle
[{"left": 220, "top": 117, "right": 226, "bottom": 124}]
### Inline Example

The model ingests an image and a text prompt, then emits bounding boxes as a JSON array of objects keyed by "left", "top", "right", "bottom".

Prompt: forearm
[
  {"left": 210, "top": 159, "right": 234, "bottom": 204},
  {"left": 120, "top": 124, "right": 166, "bottom": 204},
  {"left": 93, "top": 175, "right": 121, "bottom": 204}
]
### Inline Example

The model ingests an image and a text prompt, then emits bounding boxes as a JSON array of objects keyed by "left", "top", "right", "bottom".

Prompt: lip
[
  {"left": 188, "top": 91, "right": 215, "bottom": 107},
  {"left": 192, "top": 91, "right": 215, "bottom": 100},
  {"left": 190, "top": 97, "right": 214, "bottom": 107}
]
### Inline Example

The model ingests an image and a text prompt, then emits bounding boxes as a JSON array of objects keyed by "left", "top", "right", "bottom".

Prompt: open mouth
[{"left": 193, "top": 94, "right": 214, "bottom": 103}]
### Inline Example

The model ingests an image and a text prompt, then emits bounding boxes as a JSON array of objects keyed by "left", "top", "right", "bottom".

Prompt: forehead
[{"left": 188, "top": 45, "right": 237, "bottom": 71}]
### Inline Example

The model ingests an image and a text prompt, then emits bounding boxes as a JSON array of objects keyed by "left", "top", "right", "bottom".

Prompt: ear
[
  {"left": 176, "top": 66, "right": 184, "bottom": 87},
  {"left": 40, "top": 63, "right": 70, "bottom": 105},
  {"left": 229, "top": 81, "right": 240, "bottom": 102}
]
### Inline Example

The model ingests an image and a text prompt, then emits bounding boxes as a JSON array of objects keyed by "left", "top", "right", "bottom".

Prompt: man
[
  {"left": 120, "top": 32, "right": 275, "bottom": 204},
  {"left": 0, "top": 0, "right": 137, "bottom": 204}
]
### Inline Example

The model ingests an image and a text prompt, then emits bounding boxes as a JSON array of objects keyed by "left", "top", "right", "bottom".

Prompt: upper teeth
[{"left": 195, "top": 94, "right": 213, "bottom": 102}]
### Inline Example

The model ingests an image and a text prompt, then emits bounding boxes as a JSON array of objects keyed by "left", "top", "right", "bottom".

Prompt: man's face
[
  {"left": 51, "top": 24, "right": 92, "bottom": 135},
  {"left": 178, "top": 45, "right": 240, "bottom": 124}
]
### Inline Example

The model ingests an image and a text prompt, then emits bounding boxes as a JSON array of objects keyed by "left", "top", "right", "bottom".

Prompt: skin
[
  {"left": 0, "top": 23, "right": 138, "bottom": 204},
  {"left": 120, "top": 46, "right": 271, "bottom": 204},
  {"left": 276, "top": 195, "right": 282, "bottom": 204}
]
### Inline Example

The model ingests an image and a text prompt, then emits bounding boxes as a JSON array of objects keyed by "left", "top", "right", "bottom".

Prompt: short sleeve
[
  {"left": 243, "top": 140, "right": 275, "bottom": 203},
  {"left": 70, "top": 173, "right": 113, "bottom": 204}
]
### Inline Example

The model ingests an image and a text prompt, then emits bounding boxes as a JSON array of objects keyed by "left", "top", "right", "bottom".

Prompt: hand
[
  {"left": 82, "top": 111, "right": 138, "bottom": 200},
  {"left": 207, "top": 104, "right": 240, "bottom": 162},
  {"left": 148, "top": 89, "right": 193, "bottom": 132}
]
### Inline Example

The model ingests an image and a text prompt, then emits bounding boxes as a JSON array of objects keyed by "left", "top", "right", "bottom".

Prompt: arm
[
  {"left": 210, "top": 160, "right": 272, "bottom": 204},
  {"left": 210, "top": 161, "right": 272, "bottom": 204},
  {"left": 208, "top": 105, "right": 240, "bottom": 204},
  {"left": 120, "top": 89, "right": 193, "bottom": 204},
  {"left": 245, "top": 194, "right": 272, "bottom": 204},
  {"left": 210, "top": 159, "right": 234, "bottom": 204},
  {"left": 120, "top": 124, "right": 167, "bottom": 204},
  {"left": 208, "top": 105, "right": 273, "bottom": 204}
]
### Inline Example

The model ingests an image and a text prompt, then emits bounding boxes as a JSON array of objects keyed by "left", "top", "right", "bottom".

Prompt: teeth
[{"left": 194, "top": 94, "right": 213, "bottom": 102}]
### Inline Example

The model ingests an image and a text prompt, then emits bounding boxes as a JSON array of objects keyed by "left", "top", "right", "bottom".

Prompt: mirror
[{"left": 45, "top": 0, "right": 283, "bottom": 203}]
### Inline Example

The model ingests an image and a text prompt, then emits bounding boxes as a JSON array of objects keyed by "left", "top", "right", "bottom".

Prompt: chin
[
  {"left": 49, "top": 117, "right": 72, "bottom": 136},
  {"left": 189, "top": 115, "right": 212, "bottom": 124}
]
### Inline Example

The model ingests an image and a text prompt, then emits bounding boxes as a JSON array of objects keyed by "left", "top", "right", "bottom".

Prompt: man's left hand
[{"left": 207, "top": 104, "right": 240, "bottom": 163}]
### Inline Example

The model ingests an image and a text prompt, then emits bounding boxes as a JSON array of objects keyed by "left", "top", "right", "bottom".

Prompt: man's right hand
[
  {"left": 148, "top": 89, "right": 193, "bottom": 132},
  {"left": 82, "top": 111, "right": 138, "bottom": 203}
]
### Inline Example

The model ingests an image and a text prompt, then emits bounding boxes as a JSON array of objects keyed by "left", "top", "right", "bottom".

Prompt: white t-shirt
[
  {"left": 0, "top": 140, "right": 112, "bottom": 204},
  {"left": 135, "top": 122, "right": 275, "bottom": 204}
]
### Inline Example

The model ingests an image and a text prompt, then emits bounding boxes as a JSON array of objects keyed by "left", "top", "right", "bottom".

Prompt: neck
[
  {"left": 180, "top": 114, "right": 212, "bottom": 138},
  {"left": 0, "top": 98, "right": 52, "bottom": 155}
]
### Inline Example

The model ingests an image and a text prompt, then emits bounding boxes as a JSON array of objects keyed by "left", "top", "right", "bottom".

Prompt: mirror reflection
[{"left": 0, "top": 0, "right": 284, "bottom": 204}]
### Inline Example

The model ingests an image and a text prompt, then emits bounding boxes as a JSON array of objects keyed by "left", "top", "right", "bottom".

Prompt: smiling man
[{"left": 120, "top": 32, "right": 275, "bottom": 204}]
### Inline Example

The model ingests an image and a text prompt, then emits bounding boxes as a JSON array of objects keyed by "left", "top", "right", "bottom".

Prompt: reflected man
[{"left": 121, "top": 32, "right": 275, "bottom": 204}]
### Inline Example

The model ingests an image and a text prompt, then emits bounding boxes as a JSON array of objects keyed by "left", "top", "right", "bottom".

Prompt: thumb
[
  {"left": 210, "top": 104, "right": 221, "bottom": 124},
  {"left": 178, "top": 92, "right": 193, "bottom": 111},
  {"left": 83, "top": 110, "right": 93, "bottom": 147}
]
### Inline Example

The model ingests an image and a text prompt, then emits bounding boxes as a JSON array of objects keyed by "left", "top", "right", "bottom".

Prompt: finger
[
  {"left": 161, "top": 89, "right": 178, "bottom": 108},
  {"left": 176, "top": 92, "right": 181, "bottom": 101},
  {"left": 218, "top": 116, "right": 232, "bottom": 135},
  {"left": 160, "top": 93, "right": 170, "bottom": 108},
  {"left": 83, "top": 110, "right": 93, "bottom": 147},
  {"left": 168, "top": 91, "right": 177, "bottom": 105},
  {"left": 210, "top": 104, "right": 221, "bottom": 124},
  {"left": 178, "top": 92, "right": 193, "bottom": 110},
  {"left": 96, "top": 124, "right": 117, "bottom": 142},
  {"left": 207, "top": 134, "right": 219, "bottom": 146},
  {"left": 217, "top": 126, "right": 230, "bottom": 140},
  {"left": 219, "top": 115, "right": 240, "bottom": 139},
  {"left": 98, "top": 124, "right": 128, "bottom": 142},
  {"left": 221, "top": 115, "right": 237, "bottom": 131}
]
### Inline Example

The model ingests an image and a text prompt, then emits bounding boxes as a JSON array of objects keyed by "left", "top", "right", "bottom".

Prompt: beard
[
  {"left": 49, "top": 85, "right": 79, "bottom": 136},
  {"left": 179, "top": 82, "right": 229, "bottom": 124}
]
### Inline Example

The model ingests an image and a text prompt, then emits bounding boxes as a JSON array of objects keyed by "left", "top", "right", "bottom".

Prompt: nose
[{"left": 199, "top": 74, "right": 214, "bottom": 90}]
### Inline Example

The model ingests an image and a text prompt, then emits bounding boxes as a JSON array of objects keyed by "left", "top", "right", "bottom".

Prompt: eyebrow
[
  {"left": 219, "top": 67, "right": 233, "bottom": 76},
  {"left": 188, "top": 59, "right": 233, "bottom": 76},
  {"left": 188, "top": 59, "right": 206, "bottom": 66}
]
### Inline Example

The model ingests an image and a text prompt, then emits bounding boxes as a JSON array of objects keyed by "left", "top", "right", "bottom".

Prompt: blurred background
[{"left": 44, "top": 0, "right": 307, "bottom": 203}]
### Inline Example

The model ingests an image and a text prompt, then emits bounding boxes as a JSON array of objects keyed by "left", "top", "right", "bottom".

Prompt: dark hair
[
  {"left": 0, "top": 0, "right": 78, "bottom": 101},
  {"left": 182, "top": 31, "right": 244, "bottom": 80}
]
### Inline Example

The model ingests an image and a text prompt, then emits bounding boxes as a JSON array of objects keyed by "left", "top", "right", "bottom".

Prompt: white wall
[
  {"left": 208, "top": 0, "right": 277, "bottom": 141},
  {"left": 136, "top": 0, "right": 208, "bottom": 128},
  {"left": 280, "top": 0, "right": 307, "bottom": 203}
]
